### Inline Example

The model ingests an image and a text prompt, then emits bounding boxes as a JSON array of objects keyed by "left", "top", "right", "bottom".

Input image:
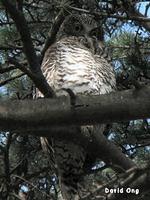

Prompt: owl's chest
[
  {"left": 53, "top": 46, "right": 99, "bottom": 94},
  {"left": 42, "top": 43, "right": 115, "bottom": 95}
]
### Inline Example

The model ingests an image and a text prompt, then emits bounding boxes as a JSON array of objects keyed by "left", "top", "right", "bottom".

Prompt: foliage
[{"left": 0, "top": 0, "right": 150, "bottom": 199}]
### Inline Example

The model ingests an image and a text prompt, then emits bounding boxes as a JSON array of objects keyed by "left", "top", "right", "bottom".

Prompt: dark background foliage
[{"left": 0, "top": 0, "right": 150, "bottom": 199}]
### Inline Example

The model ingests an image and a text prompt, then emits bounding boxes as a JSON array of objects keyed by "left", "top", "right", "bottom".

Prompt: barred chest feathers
[{"left": 41, "top": 37, "right": 116, "bottom": 96}]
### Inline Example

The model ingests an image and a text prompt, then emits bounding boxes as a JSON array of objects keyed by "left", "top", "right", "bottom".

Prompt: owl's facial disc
[{"left": 57, "top": 14, "right": 103, "bottom": 49}]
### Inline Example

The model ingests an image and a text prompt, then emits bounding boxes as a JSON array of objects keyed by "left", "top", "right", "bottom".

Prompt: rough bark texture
[{"left": 0, "top": 85, "right": 150, "bottom": 131}]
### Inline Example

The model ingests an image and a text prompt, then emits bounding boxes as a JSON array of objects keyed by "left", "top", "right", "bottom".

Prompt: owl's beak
[{"left": 85, "top": 34, "right": 95, "bottom": 51}]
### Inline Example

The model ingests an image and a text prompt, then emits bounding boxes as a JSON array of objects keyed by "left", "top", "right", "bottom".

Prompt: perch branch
[{"left": 1, "top": 0, "right": 55, "bottom": 98}]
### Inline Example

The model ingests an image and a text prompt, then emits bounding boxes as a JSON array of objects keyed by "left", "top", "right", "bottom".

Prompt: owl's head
[{"left": 57, "top": 14, "right": 104, "bottom": 42}]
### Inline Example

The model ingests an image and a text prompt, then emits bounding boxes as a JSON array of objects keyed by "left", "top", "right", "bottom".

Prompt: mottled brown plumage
[{"left": 39, "top": 14, "right": 116, "bottom": 200}]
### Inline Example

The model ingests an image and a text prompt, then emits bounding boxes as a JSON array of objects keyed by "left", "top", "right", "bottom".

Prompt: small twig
[
  {"left": 0, "top": 45, "right": 23, "bottom": 51},
  {"left": 4, "top": 133, "right": 13, "bottom": 197},
  {"left": 107, "top": 45, "right": 150, "bottom": 50},
  {"left": 67, "top": 5, "right": 150, "bottom": 22},
  {"left": 0, "top": 20, "right": 52, "bottom": 26},
  {"left": 12, "top": 175, "right": 53, "bottom": 198},
  {"left": 81, "top": 167, "right": 138, "bottom": 199},
  {"left": 0, "top": 65, "right": 17, "bottom": 74},
  {"left": 10, "top": 193, "right": 22, "bottom": 200},
  {"left": 0, "top": 72, "right": 25, "bottom": 87}
]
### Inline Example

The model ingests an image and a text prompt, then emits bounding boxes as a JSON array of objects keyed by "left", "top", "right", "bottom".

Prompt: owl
[{"left": 39, "top": 14, "right": 116, "bottom": 200}]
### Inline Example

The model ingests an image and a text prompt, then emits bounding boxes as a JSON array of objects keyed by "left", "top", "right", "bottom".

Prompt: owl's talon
[{"left": 62, "top": 88, "right": 76, "bottom": 107}]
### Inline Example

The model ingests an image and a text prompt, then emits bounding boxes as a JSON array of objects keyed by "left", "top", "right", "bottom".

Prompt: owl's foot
[{"left": 62, "top": 88, "right": 76, "bottom": 107}]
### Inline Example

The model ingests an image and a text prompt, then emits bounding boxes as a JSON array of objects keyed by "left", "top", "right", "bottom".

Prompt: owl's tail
[
  {"left": 60, "top": 180, "right": 80, "bottom": 200},
  {"left": 53, "top": 140, "right": 86, "bottom": 200}
]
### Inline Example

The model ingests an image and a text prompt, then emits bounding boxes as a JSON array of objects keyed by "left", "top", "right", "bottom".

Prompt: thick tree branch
[
  {"left": 0, "top": 86, "right": 150, "bottom": 131},
  {"left": 41, "top": 9, "right": 68, "bottom": 60},
  {"left": 7, "top": 58, "right": 55, "bottom": 93},
  {"left": 1, "top": 0, "right": 39, "bottom": 72},
  {"left": 1, "top": 85, "right": 150, "bottom": 171},
  {"left": 1, "top": 0, "right": 55, "bottom": 98}
]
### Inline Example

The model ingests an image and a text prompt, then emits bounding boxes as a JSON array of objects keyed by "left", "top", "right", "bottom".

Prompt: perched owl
[{"left": 39, "top": 14, "right": 116, "bottom": 200}]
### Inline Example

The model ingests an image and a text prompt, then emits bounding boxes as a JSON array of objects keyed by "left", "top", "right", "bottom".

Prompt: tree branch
[
  {"left": 1, "top": 0, "right": 39, "bottom": 72},
  {"left": 41, "top": 9, "right": 68, "bottom": 60},
  {"left": 0, "top": 85, "right": 150, "bottom": 131},
  {"left": 7, "top": 58, "right": 55, "bottom": 92},
  {"left": 0, "top": 65, "right": 17, "bottom": 74},
  {"left": 0, "top": 72, "right": 25, "bottom": 87},
  {"left": 67, "top": 6, "right": 150, "bottom": 23},
  {"left": 82, "top": 167, "right": 150, "bottom": 200},
  {"left": 0, "top": 45, "right": 23, "bottom": 51},
  {"left": 1, "top": 85, "right": 150, "bottom": 171},
  {"left": 1, "top": 0, "right": 55, "bottom": 98},
  {"left": 121, "top": 1, "right": 150, "bottom": 32},
  {"left": 0, "top": 20, "right": 52, "bottom": 26}
]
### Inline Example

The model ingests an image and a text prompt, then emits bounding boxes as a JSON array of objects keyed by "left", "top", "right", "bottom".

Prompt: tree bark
[
  {"left": 0, "top": 85, "right": 150, "bottom": 132},
  {"left": 1, "top": 0, "right": 55, "bottom": 98}
]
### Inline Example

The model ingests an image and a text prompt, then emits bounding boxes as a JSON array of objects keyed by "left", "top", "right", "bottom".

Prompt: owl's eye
[{"left": 74, "top": 24, "right": 82, "bottom": 32}]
